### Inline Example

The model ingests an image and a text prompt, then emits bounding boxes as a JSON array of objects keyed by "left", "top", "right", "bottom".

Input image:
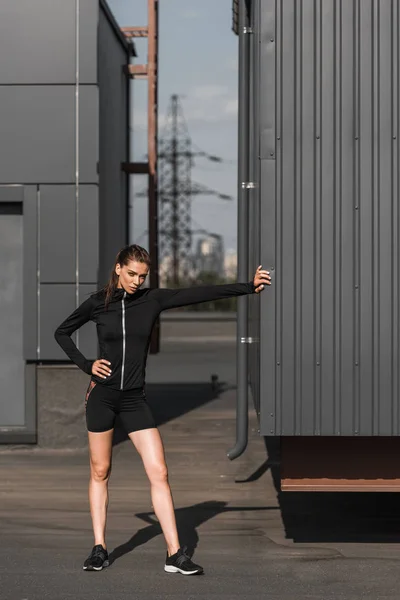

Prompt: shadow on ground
[
  {"left": 112, "top": 381, "right": 233, "bottom": 447},
  {"left": 244, "top": 436, "right": 400, "bottom": 544},
  {"left": 108, "top": 500, "right": 277, "bottom": 565}
]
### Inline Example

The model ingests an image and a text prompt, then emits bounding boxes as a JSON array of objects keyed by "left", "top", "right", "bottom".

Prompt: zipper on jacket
[{"left": 120, "top": 291, "right": 127, "bottom": 390}]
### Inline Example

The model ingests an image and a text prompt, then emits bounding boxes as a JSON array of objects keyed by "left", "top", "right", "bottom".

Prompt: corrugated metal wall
[
  {"left": 252, "top": 0, "right": 400, "bottom": 436},
  {"left": 248, "top": 0, "right": 261, "bottom": 418}
]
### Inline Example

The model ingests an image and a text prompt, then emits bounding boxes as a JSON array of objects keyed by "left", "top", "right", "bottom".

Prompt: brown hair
[{"left": 101, "top": 244, "right": 151, "bottom": 308}]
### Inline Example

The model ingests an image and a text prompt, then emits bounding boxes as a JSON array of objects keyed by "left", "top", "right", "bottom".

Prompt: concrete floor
[{"left": 2, "top": 341, "right": 400, "bottom": 599}]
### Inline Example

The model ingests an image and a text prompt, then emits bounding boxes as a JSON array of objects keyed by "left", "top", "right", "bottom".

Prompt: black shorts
[{"left": 84, "top": 379, "right": 156, "bottom": 434}]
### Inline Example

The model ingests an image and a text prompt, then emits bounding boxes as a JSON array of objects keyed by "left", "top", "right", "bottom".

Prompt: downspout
[
  {"left": 75, "top": 0, "right": 80, "bottom": 346},
  {"left": 227, "top": 0, "right": 251, "bottom": 460}
]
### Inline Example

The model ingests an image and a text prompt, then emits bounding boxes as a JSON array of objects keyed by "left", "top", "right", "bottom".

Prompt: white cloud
[
  {"left": 191, "top": 84, "right": 229, "bottom": 99},
  {"left": 131, "top": 85, "right": 238, "bottom": 131},
  {"left": 224, "top": 98, "right": 238, "bottom": 116},
  {"left": 226, "top": 57, "right": 238, "bottom": 72},
  {"left": 132, "top": 110, "right": 169, "bottom": 129},
  {"left": 177, "top": 84, "right": 238, "bottom": 124}
]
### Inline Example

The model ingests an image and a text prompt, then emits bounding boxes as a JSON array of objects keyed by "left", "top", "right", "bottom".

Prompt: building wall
[
  {"left": 249, "top": 0, "right": 400, "bottom": 436},
  {"left": 98, "top": 2, "right": 130, "bottom": 287},
  {"left": 0, "top": 0, "right": 131, "bottom": 445}
]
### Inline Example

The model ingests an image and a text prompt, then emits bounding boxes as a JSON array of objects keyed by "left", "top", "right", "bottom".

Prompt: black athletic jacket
[{"left": 54, "top": 282, "right": 256, "bottom": 391}]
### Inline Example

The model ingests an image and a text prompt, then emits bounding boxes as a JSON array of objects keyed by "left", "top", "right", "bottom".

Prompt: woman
[{"left": 54, "top": 244, "right": 271, "bottom": 576}]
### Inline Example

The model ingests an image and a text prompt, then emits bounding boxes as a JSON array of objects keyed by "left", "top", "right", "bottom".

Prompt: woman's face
[{"left": 116, "top": 260, "right": 149, "bottom": 293}]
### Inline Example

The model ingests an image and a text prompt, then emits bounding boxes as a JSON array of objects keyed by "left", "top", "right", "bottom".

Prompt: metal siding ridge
[
  {"left": 272, "top": 0, "right": 282, "bottom": 435},
  {"left": 334, "top": 0, "right": 342, "bottom": 435},
  {"left": 301, "top": 0, "right": 317, "bottom": 435},
  {"left": 294, "top": 0, "right": 303, "bottom": 434},
  {"left": 315, "top": 0, "right": 322, "bottom": 434},
  {"left": 378, "top": 0, "right": 394, "bottom": 435},
  {"left": 394, "top": 0, "right": 400, "bottom": 436},
  {"left": 259, "top": 0, "right": 277, "bottom": 436},
  {"left": 359, "top": 0, "right": 374, "bottom": 436},
  {"left": 372, "top": 0, "right": 380, "bottom": 435},
  {"left": 339, "top": 0, "right": 355, "bottom": 436},
  {"left": 354, "top": 0, "right": 361, "bottom": 436},
  {"left": 276, "top": 0, "right": 282, "bottom": 434},
  {"left": 281, "top": 0, "right": 296, "bottom": 436}
]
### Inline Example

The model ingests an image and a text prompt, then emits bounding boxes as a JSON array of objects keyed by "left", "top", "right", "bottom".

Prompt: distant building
[
  {"left": 159, "top": 254, "right": 195, "bottom": 286},
  {"left": 194, "top": 234, "right": 225, "bottom": 278},
  {"left": 224, "top": 249, "right": 237, "bottom": 280}
]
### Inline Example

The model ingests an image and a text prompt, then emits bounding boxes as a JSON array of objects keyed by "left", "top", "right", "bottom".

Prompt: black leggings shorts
[{"left": 85, "top": 379, "right": 156, "bottom": 434}]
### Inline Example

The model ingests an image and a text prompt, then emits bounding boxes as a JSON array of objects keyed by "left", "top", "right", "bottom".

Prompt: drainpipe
[{"left": 227, "top": 0, "right": 250, "bottom": 460}]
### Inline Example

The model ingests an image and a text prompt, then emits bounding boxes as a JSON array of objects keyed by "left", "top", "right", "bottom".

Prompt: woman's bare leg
[
  {"left": 87, "top": 429, "right": 114, "bottom": 548},
  {"left": 128, "top": 428, "right": 180, "bottom": 557}
]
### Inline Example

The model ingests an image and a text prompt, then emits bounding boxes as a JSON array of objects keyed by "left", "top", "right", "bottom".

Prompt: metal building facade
[
  {"left": 248, "top": 0, "right": 400, "bottom": 437},
  {"left": 0, "top": 0, "right": 131, "bottom": 443}
]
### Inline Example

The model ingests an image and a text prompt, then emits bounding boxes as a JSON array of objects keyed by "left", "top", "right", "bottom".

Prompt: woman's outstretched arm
[
  {"left": 152, "top": 266, "right": 271, "bottom": 311},
  {"left": 54, "top": 296, "right": 95, "bottom": 375}
]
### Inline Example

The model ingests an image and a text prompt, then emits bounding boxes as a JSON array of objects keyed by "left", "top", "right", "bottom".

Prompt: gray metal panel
[
  {"left": 40, "top": 284, "right": 98, "bottom": 364},
  {"left": 258, "top": 0, "right": 276, "bottom": 437},
  {"left": 0, "top": 208, "right": 37, "bottom": 441},
  {"left": 39, "top": 186, "right": 76, "bottom": 283},
  {"left": 79, "top": 0, "right": 99, "bottom": 84},
  {"left": 40, "top": 183, "right": 99, "bottom": 283},
  {"left": 23, "top": 186, "right": 39, "bottom": 360},
  {"left": 39, "top": 285, "right": 76, "bottom": 360},
  {"left": 0, "top": 364, "right": 37, "bottom": 444},
  {"left": 24, "top": 364, "right": 37, "bottom": 441},
  {"left": 0, "top": 86, "right": 75, "bottom": 184},
  {"left": 0, "top": 0, "right": 96, "bottom": 84},
  {"left": 259, "top": 160, "right": 276, "bottom": 437},
  {"left": 257, "top": 0, "right": 400, "bottom": 436},
  {"left": 358, "top": 1, "right": 374, "bottom": 436},
  {"left": 0, "top": 186, "right": 24, "bottom": 202},
  {"left": 78, "top": 285, "right": 99, "bottom": 362},
  {"left": 0, "top": 85, "right": 98, "bottom": 184},
  {"left": 248, "top": 0, "right": 261, "bottom": 418},
  {"left": 79, "top": 86, "right": 99, "bottom": 184},
  {"left": 0, "top": 209, "right": 25, "bottom": 426},
  {"left": 79, "top": 186, "right": 99, "bottom": 284},
  {"left": 98, "top": 5, "right": 129, "bottom": 285},
  {"left": 374, "top": 0, "right": 397, "bottom": 435}
]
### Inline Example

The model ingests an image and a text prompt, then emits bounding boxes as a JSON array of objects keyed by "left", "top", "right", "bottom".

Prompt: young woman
[{"left": 54, "top": 244, "right": 271, "bottom": 576}]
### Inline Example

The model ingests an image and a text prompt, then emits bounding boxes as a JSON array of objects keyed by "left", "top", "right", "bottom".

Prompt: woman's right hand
[{"left": 92, "top": 359, "right": 112, "bottom": 379}]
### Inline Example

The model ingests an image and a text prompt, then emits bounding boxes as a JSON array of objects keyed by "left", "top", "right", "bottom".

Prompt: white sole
[
  {"left": 164, "top": 565, "right": 201, "bottom": 575},
  {"left": 83, "top": 560, "right": 109, "bottom": 571}
]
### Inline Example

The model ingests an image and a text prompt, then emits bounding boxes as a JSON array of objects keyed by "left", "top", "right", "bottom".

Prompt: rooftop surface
[{"left": 2, "top": 337, "right": 400, "bottom": 599}]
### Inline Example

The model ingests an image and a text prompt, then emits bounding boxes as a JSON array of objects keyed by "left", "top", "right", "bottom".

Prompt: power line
[{"left": 132, "top": 94, "right": 234, "bottom": 285}]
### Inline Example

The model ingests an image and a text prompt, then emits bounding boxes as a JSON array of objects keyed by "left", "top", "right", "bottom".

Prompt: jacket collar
[
  {"left": 113, "top": 287, "right": 126, "bottom": 299},
  {"left": 112, "top": 286, "right": 139, "bottom": 299}
]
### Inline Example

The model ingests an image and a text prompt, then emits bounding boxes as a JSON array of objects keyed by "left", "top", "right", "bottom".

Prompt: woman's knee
[
  {"left": 90, "top": 462, "right": 111, "bottom": 482},
  {"left": 147, "top": 462, "right": 168, "bottom": 485}
]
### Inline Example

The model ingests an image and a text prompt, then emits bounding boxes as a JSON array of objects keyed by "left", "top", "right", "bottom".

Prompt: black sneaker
[
  {"left": 164, "top": 546, "right": 204, "bottom": 575},
  {"left": 83, "top": 544, "right": 110, "bottom": 571}
]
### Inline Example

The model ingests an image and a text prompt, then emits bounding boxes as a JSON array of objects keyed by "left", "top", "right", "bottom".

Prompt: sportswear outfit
[
  {"left": 54, "top": 282, "right": 256, "bottom": 434},
  {"left": 55, "top": 281, "right": 256, "bottom": 575}
]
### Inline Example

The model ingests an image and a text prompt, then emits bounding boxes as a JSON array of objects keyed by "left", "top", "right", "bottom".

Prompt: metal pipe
[
  {"left": 75, "top": 0, "right": 80, "bottom": 347},
  {"left": 227, "top": 0, "right": 250, "bottom": 460},
  {"left": 148, "top": 0, "right": 160, "bottom": 353}
]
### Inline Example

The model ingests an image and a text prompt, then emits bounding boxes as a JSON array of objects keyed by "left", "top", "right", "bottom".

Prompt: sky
[{"left": 107, "top": 0, "right": 239, "bottom": 254}]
